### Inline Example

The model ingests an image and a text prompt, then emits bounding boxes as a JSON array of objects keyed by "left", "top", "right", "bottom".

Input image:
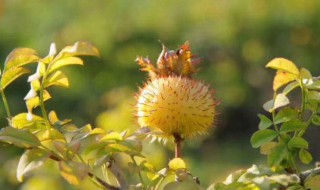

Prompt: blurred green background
[{"left": 1, "top": 0, "right": 320, "bottom": 189}]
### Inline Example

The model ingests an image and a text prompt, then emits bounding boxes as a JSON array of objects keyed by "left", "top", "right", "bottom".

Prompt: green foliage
[{"left": 2, "top": 43, "right": 320, "bottom": 190}]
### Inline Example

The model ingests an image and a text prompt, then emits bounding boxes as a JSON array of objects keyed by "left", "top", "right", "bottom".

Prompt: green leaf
[
  {"left": 168, "top": 158, "right": 186, "bottom": 171},
  {"left": 17, "top": 149, "right": 49, "bottom": 182},
  {"left": 280, "top": 120, "right": 306, "bottom": 133},
  {"left": 44, "top": 70, "right": 69, "bottom": 88},
  {"left": 258, "top": 114, "right": 273, "bottom": 130},
  {"left": 266, "top": 58, "right": 300, "bottom": 75},
  {"left": 273, "top": 93, "right": 290, "bottom": 110},
  {"left": 268, "top": 143, "right": 287, "bottom": 167},
  {"left": 274, "top": 108, "right": 299, "bottom": 124},
  {"left": 288, "top": 137, "right": 308, "bottom": 149},
  {"left": 48, "top": 57, "right": 83, "bottom": 73},
  {"left": 307, "top": 91, "right": 320, "bottom": 101},
  {"left": 306, "top": 80, "right": 320, "bottom": 90},
  {"left": 1, "top": 67, "right": 30, "bottom": 90},
  {"left": 250, "top": 129, "right": 278, "bottom": 148},
  {"left": 312, "top": 115, "right": 320, "bottom": 126},
  {"left": 305, "top": 175, "right": 320, "bottom": 189},
  {"left": 0, "top": 127, "right": 40, "bottom": 148},
  {"left": 299, "top": 149, "right": 312, "bottom": 164},
  {"left": 59, "top": 161, "right": 88, "bottom": 185},
  {"left": 4, "top": 48, "right": 39, "bottom": 72}
]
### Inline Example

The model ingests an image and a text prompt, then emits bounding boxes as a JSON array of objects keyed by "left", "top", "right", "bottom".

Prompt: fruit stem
[{"left": 173, "top": 133, "right": 183, "bottom": 158}]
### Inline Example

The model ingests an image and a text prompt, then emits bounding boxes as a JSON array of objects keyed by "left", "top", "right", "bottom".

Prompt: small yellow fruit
[{"left": 136, "top": 76, "right": 216, "bottom": 138}]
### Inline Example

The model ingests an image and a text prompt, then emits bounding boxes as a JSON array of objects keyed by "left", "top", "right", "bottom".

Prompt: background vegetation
[{"left": 1, "top": 0, "right": 320, "bottom": 189}]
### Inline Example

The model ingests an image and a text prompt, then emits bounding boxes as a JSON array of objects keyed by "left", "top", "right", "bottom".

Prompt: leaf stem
[
  {"left": 0, "top": 89, "right": 12, "bottom": 120},
  {"left": 299, "top": 79, "right": 306, "bottom": 120},
  {"left": 39, "top": 71, "right": 51, "bottom": 129},
  {"left": 131, "top": 155, "right": 145, "bottom": 186}
]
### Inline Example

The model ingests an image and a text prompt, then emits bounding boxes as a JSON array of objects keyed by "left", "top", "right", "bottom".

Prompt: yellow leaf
[
  {"left": 48, "top": 111, "right": 59, "bottom": 124},
  {"left": 44, "top": 70, "right": 69, "bottom": 88},
  {"left": 48, "top": 57, "right": 83, "bottom": 73},
  {"left": 90, "top": 128, "right": 106, "bottom": 135},
  {"left": 11, "top": 113, "right": 45, "bottom": 130},
  {"left": 100, "top": 131, "right": 123, "bottom": 142},
  {"left": 266, "top": 58, "right": 300, "bottom": 76},
  {"left": 273, "top": 70, "right": 298, "bottom": 91},
  {"left": 26, "top": 90, "right": 51, "bottom": 111},
  {"left": 1, "top": 67, "right": 30, "bottom": 90},
  {"left": 57, "top": 41, "right": 100, "bottom": 59},
  {"left": 59, "top": 161, "right": 88, "bottom": 185},
  {"left": 168, "top": 158, "right": 186, "bottom": 171},
  {"left": 4, "top": 48, "right": 39, "bottom": 72}
]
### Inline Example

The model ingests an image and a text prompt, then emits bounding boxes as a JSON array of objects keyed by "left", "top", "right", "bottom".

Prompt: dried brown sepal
[{"left": 136, "top": 42, "right": 200, "bottom": 79}]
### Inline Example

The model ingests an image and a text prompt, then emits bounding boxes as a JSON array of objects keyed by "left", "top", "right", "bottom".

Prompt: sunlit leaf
[
  {"left": 44, "top": 70, "right": 69, "bottom": 88},
  {"left": 288, "top": 137, "right": 308, "bottom": 149},
  {"left": 258, "top": 114, "right": 273, "bottom": 130},
  {"left": 268, "top": 143, "right": 286, "bottom": 167},
  {"left": 26, "top": 90, "right": 51, "bottom": 110},
  {"left": 57, "top": 41, "right": 100, "bottom": 58},
  {"left": 100, "top": 131, "right": 123, "bottom": 142},
  {"left": 17, "top": 149, "right": 49, "bottom": 182},
  {"left": 90, "top": 128, "right": 106, "bottom": 135},
  {"left": 1, "top": 67, "right": 30, "bottom": 90},
  {"left": 299, "top": 149, "right": 312, "bottom": 164},
  {"left": 251, "top": 129, "right": 278, "bottom": 148},
  {"left": 266, "top": 58, "right": 299, "bottom": 75},
  {"left": 280, "top": 120, "right": 306, "bottom": 133},
  {"left": 274, "top": 108, "right": 299, "bottom": 124},
  {"left": 168, "top": 158, "right": 186, "bottom": 171},
  {"left": 273, "top": 93, "right": 290, "bottom": 110},
  {"left": 273, "top": 70, "right": 298, "bottom": 91},
  {"left": 4, "top": 48, "right": 39, "bottom": 72},
  {"left": 48, "top": 111, "right": 59, "bottom": 124},
  {"left": 36, "top": 128, "right": 65, "bottom": 142},
  {"left": 0, "top": 127, "right": 40, "bottom": 148},
  {"left": 11, "top": 113, "right": 46, "bottom": 130},
  {"left": 59, "top": 161, "right": 88, "bottom": 185},
  {"left": 31, "top": 79, "right": 41, "bottom": 91},
  {"left": 48, "top": 57, "right": 83, "bottom": 73}
]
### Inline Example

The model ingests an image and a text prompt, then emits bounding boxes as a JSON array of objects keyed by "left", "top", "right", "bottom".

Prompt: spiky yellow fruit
[{"left": 136, "top": 76, "right": 216, "bottom": 138}]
